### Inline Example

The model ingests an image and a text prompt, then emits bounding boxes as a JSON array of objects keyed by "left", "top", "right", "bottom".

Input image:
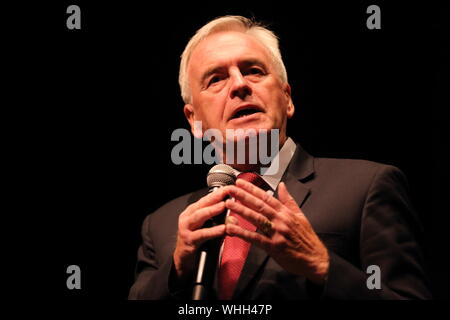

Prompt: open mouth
[{"left": 230, "top": 106, "right": 263, "bottom": 120}]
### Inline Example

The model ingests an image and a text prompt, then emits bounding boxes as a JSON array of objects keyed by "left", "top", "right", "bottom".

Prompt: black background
[{"left": 7, "top": 0, "right": 448, "bottom": 303}]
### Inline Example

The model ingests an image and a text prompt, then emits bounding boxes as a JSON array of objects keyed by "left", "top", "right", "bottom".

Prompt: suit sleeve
[
  {"left": 321, "top": 165, "right": 432, "bottom": 299},
  {"left": 128, "top": 215, "right": 190, "bottom": 300}
]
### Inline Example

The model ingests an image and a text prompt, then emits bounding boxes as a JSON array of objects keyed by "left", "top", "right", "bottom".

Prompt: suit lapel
[
  {"left": 233, "top": 143, "right": 315, "bottom": 298},
  {"left": 279, "top": 171, "right": 311, "bottom": 208}
]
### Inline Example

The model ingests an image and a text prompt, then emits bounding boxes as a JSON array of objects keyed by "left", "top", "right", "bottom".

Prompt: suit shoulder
[
  {"left": 314, "top": 157, "right": 400, "bottom": 174},
  {"left": 313, "top": 157, "right": 405, "bottom": 188}
]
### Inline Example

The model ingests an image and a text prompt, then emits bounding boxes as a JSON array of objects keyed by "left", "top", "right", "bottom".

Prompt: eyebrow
[
  {"left": 201, "top": 66, "right": 225, "bottom": 85},
  {"left": 240, "top": 59, "right": 267, "bottom": 70},
  {"left": 200, "top": 59, "right": 268, "bottom": 84}
]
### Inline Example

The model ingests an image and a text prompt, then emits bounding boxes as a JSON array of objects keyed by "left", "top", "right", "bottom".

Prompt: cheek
[
  {"left": 195, "top": 99, "right": 224, "bottom": 128},
  {"left": 262, "top": 88, "right": 288, "bottom": 117}
]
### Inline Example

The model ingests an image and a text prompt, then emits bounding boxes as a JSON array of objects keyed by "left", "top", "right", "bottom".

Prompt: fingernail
[{"left": 225, "top": 216, "right": 239, "bottom": 226}]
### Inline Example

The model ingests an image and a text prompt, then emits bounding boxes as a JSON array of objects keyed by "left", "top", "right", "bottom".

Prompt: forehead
[{"left": 188, "top": 31, "right": 273, "bottom": 76}]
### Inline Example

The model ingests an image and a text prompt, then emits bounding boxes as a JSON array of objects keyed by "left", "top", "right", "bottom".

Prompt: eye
[
  {"left": 210, "top": 76, "right": 221, "bottom": 84},
  {"left": 250, "top": 67, "right": 263, "bottom": 74},
  {"left": 208, "top": 75, "right": 225, "bottom": 86},
  {"left": 246, "top": 67, "right": 265, "bottom": 76}
]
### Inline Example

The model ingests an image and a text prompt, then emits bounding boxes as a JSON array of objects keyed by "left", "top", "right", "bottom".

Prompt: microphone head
[{"left": 207, "top": 164, "right": 237, "bottom": 189}]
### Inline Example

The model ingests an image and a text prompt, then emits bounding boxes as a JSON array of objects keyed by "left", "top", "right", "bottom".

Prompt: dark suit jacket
[{"left": 129, "top": 145, "right": 431, "bottom": 299}]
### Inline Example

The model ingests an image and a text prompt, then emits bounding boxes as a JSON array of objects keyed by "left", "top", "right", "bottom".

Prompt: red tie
[{"left": 218, "top": 172, "right": 270, "bottom": 300}]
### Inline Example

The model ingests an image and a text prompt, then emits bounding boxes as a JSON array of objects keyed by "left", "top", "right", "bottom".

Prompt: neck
[{"left": 218, "top": 135, "right": 287, "bottom": 173}]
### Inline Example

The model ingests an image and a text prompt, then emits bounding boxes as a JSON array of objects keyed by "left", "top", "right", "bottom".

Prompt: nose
[{"left": 229, "top": 69, "right": 252, "bottom": 100}]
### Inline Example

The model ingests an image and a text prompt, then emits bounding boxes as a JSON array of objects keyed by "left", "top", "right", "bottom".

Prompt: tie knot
[{"left": 237, "top": 172, "right": 271, "bottom": 191}]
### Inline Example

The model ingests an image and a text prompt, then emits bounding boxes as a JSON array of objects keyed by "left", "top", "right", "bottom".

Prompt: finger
[
  {"left": 187, "top": 201, "right": 227, "bottom": 229},
  {"left": 225, "top": 198, "right": 274, "bottom": 232},
  {"left": 190, "top": 224, "right": 226, "bottom": 246},
  {"left": 187, "top": 186, "right": 232, "bottom": 215},
  {"left": 277, "top": 182, "right": 300, "bottom": 212},
  {"left": 225, "top": 223, "right": 271, "bottom": 250},
  {"left": 236, "top": 179, "right": 283, "bottom": 211},
  {"left": 226, "top": 185, "right": 277, "bottom": 219}
]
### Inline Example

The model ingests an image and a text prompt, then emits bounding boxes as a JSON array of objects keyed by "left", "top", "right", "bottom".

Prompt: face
[{"left": 184, "top": 31, "right": 294, "bottom": 145}]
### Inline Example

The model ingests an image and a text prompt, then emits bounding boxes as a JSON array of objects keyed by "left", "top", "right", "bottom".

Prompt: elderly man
[{"left": 129, "top": 16, "right": 431, "bottom": 299}]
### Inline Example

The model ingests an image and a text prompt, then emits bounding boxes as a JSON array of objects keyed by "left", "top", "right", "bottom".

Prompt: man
[{"left": 129, "top": 16, "right": 431, "bottom": 299}]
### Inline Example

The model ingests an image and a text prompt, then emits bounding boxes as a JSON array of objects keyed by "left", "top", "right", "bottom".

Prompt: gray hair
[{"left": 179, "top": 15, "right": 288, "bottom": 104}]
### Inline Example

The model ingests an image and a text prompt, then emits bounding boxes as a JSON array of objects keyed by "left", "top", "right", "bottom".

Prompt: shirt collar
[{"left": 232, "top": 137, "right": 297, "bottom": 191}]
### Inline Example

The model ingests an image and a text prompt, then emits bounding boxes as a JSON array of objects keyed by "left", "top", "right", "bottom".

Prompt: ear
[
  {"left": 184, "top": 104, "right": 202, "bottom": 139},
  {"left": 283, "top": 83, "right": 295, "bottom": 119},
  {"left": 184, "top": 103, "right": 195, "bottom": 129}
]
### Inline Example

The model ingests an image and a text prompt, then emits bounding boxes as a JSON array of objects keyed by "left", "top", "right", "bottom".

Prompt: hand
[
  {"left": 224, "top": 180, "right": 329, "bottom": 285},
  {"left": 173, "top": 187, "right": 230, "bottom": 280}
]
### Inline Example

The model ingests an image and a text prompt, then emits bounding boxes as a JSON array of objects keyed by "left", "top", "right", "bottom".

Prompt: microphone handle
[
  {"left": 192, "top": 187, "right": 228, "bottom": 300},
  {"left": 206, "top": 186, "right": 230, "bottom": 226}
]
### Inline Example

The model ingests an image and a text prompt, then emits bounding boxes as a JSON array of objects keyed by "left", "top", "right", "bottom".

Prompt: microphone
[{"left": 192, "top": 164, "right": 236, "bottom": 300}]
